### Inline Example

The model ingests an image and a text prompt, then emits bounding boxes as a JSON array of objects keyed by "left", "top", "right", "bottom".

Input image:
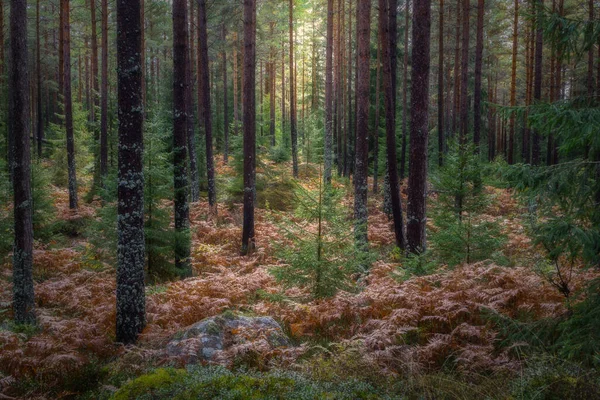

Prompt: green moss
[{"left": 112, "top": 368, "right": 187, "bottom": 400}]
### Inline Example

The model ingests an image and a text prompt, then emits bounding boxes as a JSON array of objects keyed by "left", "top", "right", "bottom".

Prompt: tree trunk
[
  {"left": 11, "top": 0, "right": 36, "bottom": 325},
  {"left": 63, "top": 0, "right": 78, "bottom": 209},
  {"left": 532, "top": 0, "right": 543, "bottom": 165},
  {"left": 36, "top": 0, "right": 43, "bottom": 158},
  {"left": 587, "top": 0, "right": 594, "bottom": 96},
  {"left": 222, "top": 23, "right": 229, "bottom": 163},
  {"left": 400, "top": 0, "right": 410, "bottom": 180},
  {"left": 116, "top": 0, "right": 145, "bottom": 344},
  {"left": 438, "top": 0, "right": 444, "bottom": 165},
  {"left": 198, "top": 0, "right": 216, "bottom": 214},
  {"left": 354, "top": 0, "right": 371, "bottom": 251},
  {"left": 173, "top": 0, "right": 191, "bottom": 274},
  {"left": 270, "top": 22, "right": 276, "bottom": 147},
  {"left": 186, "top": 0, "right": 199, "bottom": 202},
  {"left": 373, "top": 39, "right": 381, "bottom": 193},
  {"left": 232, "top": 31, "right": 239, "bottom": 136},
  {"left": 324, "top": 0, "right": 334, "bottom": 184},
  {"left": 100, "top": 0, "right": 108, "bottom": 177},
  {"left": 407, "top": 0, "right": 432, "bottom": 254},
  {"left": 507, "top": 0, "right": 517, "bottom": 163},
  {"left": 380, "top": 0, "right": 406, "bottom": 250},
  {"left": 289, "top": 0, "right": 298, "bottom": 177},
  {"left": 241, "top": 0, "right": 256, "bottom": 255},
  {"left": 90, "top": 0, "right": 98, "bottom": 120},
  {"left": 473, "top": 0, "right": 484, "bottom": 152},
  {"left": 459, "top": 0, "right": 469, "bottom": 144}
]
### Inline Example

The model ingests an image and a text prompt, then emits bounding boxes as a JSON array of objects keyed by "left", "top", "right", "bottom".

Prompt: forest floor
[{"left": 1, "top": 161, "right": 599, "bottom": 399}]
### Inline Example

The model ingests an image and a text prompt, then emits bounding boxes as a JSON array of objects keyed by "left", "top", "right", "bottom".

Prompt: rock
[{"left": 166, "top": 313, "right": 291, "bottom": 365}]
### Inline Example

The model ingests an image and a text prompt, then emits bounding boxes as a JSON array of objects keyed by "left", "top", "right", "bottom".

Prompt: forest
[{"left": 0, "top": 0, "right": 600, "bottom": 397}]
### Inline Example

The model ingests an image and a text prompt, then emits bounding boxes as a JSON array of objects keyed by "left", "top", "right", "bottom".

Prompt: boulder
[{"left": 166, "top": 313, "right": 291, "bottom": 365}]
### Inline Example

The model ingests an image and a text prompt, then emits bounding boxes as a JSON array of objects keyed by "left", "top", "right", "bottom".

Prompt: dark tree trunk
[
  {"left": 400, "top": 0, "right": 410, "bottom": 180},
  {"left": 473, "top": 0, "right": 484, "bottom": 152},
  {"left": 452, "top": 0, "right": 460, "bottom": 134},
  {"left": 373, "top": 39, "right": 381, "bottom": 194},
  {"left": 407, "top": 0, "right": 432, "bottom": 254},
  {"left": 438, "top": 0, "right": 444, "bottom": 165},
  {"left": 380, "top": 0, "right": 406, "bottom": 250},
  {"left": 459, "top": 0, "right": 469, "bottom": 144},
  {"left": 116, "top": 0, "right": 145, "bottom": 344},
  {"left": 324, "top": 0, "right": 334, "bottom": 184},
  {"left": 289, "top": 0, "right": 298, "bottom": 177},
  {"left": 36, "top": 0, "right": 43, "bottom": 158},
  {"left": 241, "top": 0, "right": 256, "bottom": 255},
  {"left": 173, "top": 0, "right": 191, "bottom": 274},
  {"left": 508, "top": 0, "right": 517, "bottom": 163},
  {"left": 11, "top": 0, "right": 36, "bottom": 325},
  {"left": 587, "top": 0, "right": 594, "bottom": 96},
  {"left": 354, "top": 0, "right": 371, "bottom": 251},
  {"left": 90, "top": 0, "right": 98, "bottom": 120},
  {"left": 198, "top": 0, "right": 216, "bottom": 214},
  {"left": 185, "top": 0, "right": 199, "bottom": 203},
  {"left": 63, "top": 0, "right": 78, "bottom": 209},
  {"left": 100, "top": 0, "right": 108, "bottom": 177},
  {"left": 222, "top": 23, "right": 229, "bottom": 163},
  {"left": 532, "top": 0, "right": 543, "bottom": 165}
]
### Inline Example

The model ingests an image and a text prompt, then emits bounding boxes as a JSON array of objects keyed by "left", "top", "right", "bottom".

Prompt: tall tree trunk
[
  {"left": 380, "top": 0, "right": 406, "bottom": 250},
  {"left": 63, "top": 0, "right": 78, "bottom": 209},
  {"left": 407, "top": 0, "right": 432, "bottom": 254},
  {"left": 324, "top": 0, "right": 334, "bottom": 184},
  {"left": 186, "top": 0, "right": 199, "bottom": 202},
  {"left": 116, "top": 0, "right": 145, "bottom": 344},
  {"left": 289, "top": 0, "right": 298, "bottom": 177},
  {"left": 232, "top": 31, "right": 239, "bottom": 136},
  {"left": 452, "top": 0, "right": 461, "bottom": 134},
  {"left": 173, "top": 0, "right": 191, "bottom": 274},
  {"left": 222, "top": 23, "right": 229, "bottom": 163},
  {"left": 373, "top": 39, "right": 381, "bottom": 193},
  {"left": 438, "top": 0, "right": 444, "bottom": 165},
  {"left": 532, "top": 0, "right": 543, "bottom": 165},
  {"left": 400, "top": 0, "right": 410, "bottom": 180},
  {"left": 11, "top": 0, "right": 36, "bottom": 325},
  {"left": 354, "top": 0, "right": 371, "bottom": 251},
  {"left": 587, "top": 0, "right": 594, "bottom": 96},
  {"left": 90, "top": 0, "right": 98, "bottom": 119},
  {"left": 473, "top": 0, "right": 484, "bottom": 152},
  {"left": 508, "top": 0, "right": 518, "bottom": 163},
  {"left": 241, "top": 0, "right": 256, "bottom": 255},
  {"left": 36, "top": 0, "right": 43, "bottom": 158},
  {"left": 198, "top": 0, "right": 216, "bottom": 214},
  {"left": 100, "top": 0, "right": 108, "bottom": 177},
  {"left": 59, "top": 0, "right": 64, "bottom": 104},
  {"left": 269, "top": 22, "right": 276, "bottom": 147},
  {"left": 459, "top": 0, "right": 469, "bottom": 144}
]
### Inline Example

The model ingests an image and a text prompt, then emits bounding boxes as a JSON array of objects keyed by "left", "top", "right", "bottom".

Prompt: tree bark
[
  {"left": 508, "top": 0, "right": 517, "bottom": 163},
  {"left": 438, "top": 0, "right": 444, "bottom": 165},
  {"left": 289, "top": 0, "right": 298, "bottom": 177},
  {"left": 459, "top": 0, "right": 469, "bottom": 144},
  {"left": 373, "top": 39, "right": 381, "bottom": 194},
  {"left": 173, "top": 0, "right": 191, "bottom": 274},
  {"left": 354, "top": 0, "right": 371, "bottom": 251},
  {"left": 198, "top": 0, "right": 216, "bottom": 213},
  {"left": 473, "top": 0, "right": 484, "bottom": 152},
  {"left": 116, "top": 0, "right": 145, "bottom": 344},
  {"left": 63, "top": 0, "right": 78, "bottom": 209},
  {"left": 400, "top": 0, "right": 410, "bottom": 180},
  {"left": 452, "top": 0, "right": 460, "bottom": 134},
  {"left": 324, "top": 0, "right": 334, "bottom": 184},
  {"left": 100, "top": 0, "right": 108, "bottom": 177},
  {"left": 36, "top": 0, "right": 43, "bottom": 158},
  {"left": 11, "top": 0, "right": 36, "bottom": 325},
  {"left": 222, "top": 23, "right": 230, "bottom": 163},
  {"left": 407, "top": 0, "right": 432, "bottom": 254},
  {"left": 532, "top": 0, "right": 543, "bottom": 166},
  {"left": 380, "top": 0, "right": 406, "bottom": 250},
  {"left": 185, "top": 0, "right": 199, "bottom": 203},
  {"left": 269, "top": 22, "right": 276, "bottom": 147},
  {"left": 241, "top": 0, "right": 256, "bottom": 255}
]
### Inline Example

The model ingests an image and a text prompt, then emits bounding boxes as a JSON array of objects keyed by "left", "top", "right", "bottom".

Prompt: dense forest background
[{"left": 1, "top": 0, "right": 600, "bottom": 398}]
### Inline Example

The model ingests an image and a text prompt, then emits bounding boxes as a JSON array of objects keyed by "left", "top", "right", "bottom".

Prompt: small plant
[{"left": 270, "top": 168, "right": 370, "bottom": 299}]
